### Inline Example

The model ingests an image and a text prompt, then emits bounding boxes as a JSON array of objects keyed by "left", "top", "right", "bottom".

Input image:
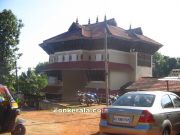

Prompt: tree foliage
[
  {"left": 0, "top": 9, "right": 23, "bottom": 89},
  {"left": 18, "top": 68, "right": 47, "bottom": 96},
  {"left": 153, "top": 52, "right": 180, "bottom": 77},
  {"left": 35, "top": 62, "right": 48, "bottom": 74}
]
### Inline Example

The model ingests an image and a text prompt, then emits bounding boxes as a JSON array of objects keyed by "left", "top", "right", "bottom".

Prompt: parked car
[{"left": 99, "top": 91, "right": 180, "bottom": 135}]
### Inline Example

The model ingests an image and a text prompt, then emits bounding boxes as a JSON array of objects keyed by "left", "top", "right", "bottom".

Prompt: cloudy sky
[{"left": 1, "top": 0, "right": 180, "bottom": 73}]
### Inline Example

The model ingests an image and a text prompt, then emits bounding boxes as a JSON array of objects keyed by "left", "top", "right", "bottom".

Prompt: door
[{"left": 169, "top": 94, "right": 180, "bottom": 133}]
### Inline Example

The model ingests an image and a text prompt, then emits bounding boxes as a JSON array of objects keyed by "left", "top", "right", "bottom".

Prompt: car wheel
[
  {"left": 11, "top": 124, "right": 26, "bottom": 135},
  {"left": 162, "top": 128, "right": 170, "bottom": 135},
  {"left": 99, "top": 132, "right": 108, "bottom": 135}
]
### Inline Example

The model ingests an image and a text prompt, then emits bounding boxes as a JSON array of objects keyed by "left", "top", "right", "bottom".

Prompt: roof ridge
[{"left": 82, "top": 18, "right": 116, "bottom": 27}]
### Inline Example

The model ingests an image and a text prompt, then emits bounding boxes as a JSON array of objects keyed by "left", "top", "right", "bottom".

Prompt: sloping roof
[
  {"left": 41, "top": 18, "right": 163, "bottom": 48},
  {"left": 126, "top": 77, "right": 180, "bottom": 92},
  {"left": 43, "top": 30, "right": 83, "bottom": 43}
]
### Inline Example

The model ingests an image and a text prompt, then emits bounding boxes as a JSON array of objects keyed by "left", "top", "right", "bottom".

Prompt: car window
[
  {"left": 161, "top": 95, "right": 174, "bottom": 108},
  {"left": 113, "top": 93, "right": 155, "bottom": 107},
  {"left": 169, "top": 94, "right": 180, "bottom": 108}
]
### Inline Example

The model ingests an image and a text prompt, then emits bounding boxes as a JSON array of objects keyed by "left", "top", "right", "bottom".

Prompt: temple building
[{"left": 39, "top": 17, "right": 162, "bottom": 101}]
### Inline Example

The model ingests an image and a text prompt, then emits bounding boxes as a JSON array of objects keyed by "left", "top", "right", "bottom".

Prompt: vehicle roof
[
  {"left": 0, "top": 84, "right": 6, "bottom": 91},
  {"left": 125, "top": 90, "right": 175, "bottom": 96}
]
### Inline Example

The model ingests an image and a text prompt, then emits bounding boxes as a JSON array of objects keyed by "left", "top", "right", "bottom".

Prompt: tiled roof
[
  {"left": 107, "top": 25, "right": 131, "bottom": 40},
  {"left": 42, "top": 18, "right": 163, "bottom": 48},
  {"left": 126, "top": 77, "right": 180, "bottom": 92},
  {"left": 44, "top": 30, "right": 83, "bottom": 43}
]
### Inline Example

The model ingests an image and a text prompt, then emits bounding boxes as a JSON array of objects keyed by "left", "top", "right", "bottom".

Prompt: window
[
  {"left": 96, "top": 54, "right": 102, "bottom": 61},
  {"left": 113, "top": 94, "right": 155, "bottom": 107},
  {"left": 89, "top": 55, "right": 91, "bottom": 61},
  {"left": 49, "top": 56, "right": 54, "bottom": 63},
  {"left": 81, "top": 54, "right": 83, "bottom": 60},
  {"left": 69, "top": 55, "right": 72, "bottom": 61},
  {"left": 54, "top": 56, "right": 58, "bottom": 62},
  {"left": 170, "top": 94, "right": 180, "bottom": 108},
  {"left": 137, "top": 52, "right": 151, "bottom": 67},
  {"left": 64, "top": 55, "right": 69, "bottom": 62},
  {"left": 71, "top": 54, "right": 77, "bottom": 61},
  {"left": 161, "top": 95, "right": 174, "bottom": 108},
  {"left": 62, "top": 56, "right": 65, "bottom": 62},
  {"left": 58, "top": 55, "right": 63, "bottom": 62},
  {"left": 48, "top": 76, "right": 57, "bottom": 85},
  {"left": 86, "top": 70, "right": 105, "bottom": 81},
  {"left": 102, "top": 55, "right": 104, "bottom": 61}
]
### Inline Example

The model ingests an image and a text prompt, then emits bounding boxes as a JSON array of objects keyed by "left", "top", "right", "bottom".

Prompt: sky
[{"left": 0, "top": 0, "right": 180, "bottom": 73}]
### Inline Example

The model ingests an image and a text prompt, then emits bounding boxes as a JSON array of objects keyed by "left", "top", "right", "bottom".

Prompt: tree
[
  {"left": 167, "top": 58, "right": 177, "bottom": 71},
  {"left": 153, "top": 52, "right": 166, "bottom": 77},
  {"left": 18, "top": 68, "right": 47, "bottom": 108},
  {"left": 35, "top": 62, "right": 48, "bottom": 74},
  {"left": 176, "top": 58, "right": 180, "bottom": 69},
  {"left": 153, "top": 52, "right": 180, "bottom": 77},
  {"left": 0, "top": 9, "right": 23, "bottom": 89},
  {"left": 18, "top": 68, "right": 47, "bottom": 96}
]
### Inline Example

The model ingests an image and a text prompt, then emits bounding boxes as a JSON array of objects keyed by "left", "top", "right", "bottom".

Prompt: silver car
[{"left": 99, "top": 91, "right": 180, "bottom": 135}]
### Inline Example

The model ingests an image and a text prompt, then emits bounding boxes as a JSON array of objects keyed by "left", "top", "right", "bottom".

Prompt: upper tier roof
[
  {"left": 43, "top": 18, "right": 162, "bottom": 46},
  {"left": 40, "top": 18, "right": 163, "bottom": 54}
]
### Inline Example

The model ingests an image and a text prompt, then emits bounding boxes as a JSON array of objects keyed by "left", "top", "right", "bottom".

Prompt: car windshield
[{"left": 113, "top": 93, "right": 155, "bottom": 107}]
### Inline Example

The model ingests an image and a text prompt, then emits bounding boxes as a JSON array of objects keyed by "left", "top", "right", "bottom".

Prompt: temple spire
[
  {"left": 88, "top": 18, "right": 91, "bottom": 24},
  {"left": 129, "top": 24, "right": 132, "bottom": 30},
  {"left": 104, "top": 14, "right": 107, "bottom": 22},
  {"left": 76, "top": 17, "right": 79, "bottom": 24},
  {"left": 96, "top": 16, "right": 99, "bottom": 23}
]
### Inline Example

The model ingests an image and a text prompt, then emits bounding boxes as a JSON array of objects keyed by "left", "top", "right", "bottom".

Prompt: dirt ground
[{"left": 3, "top": 105, "right": 105, "bottom": 135}]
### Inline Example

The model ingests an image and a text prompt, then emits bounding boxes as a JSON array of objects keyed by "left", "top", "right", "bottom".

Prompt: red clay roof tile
[
  {"left": 43, "top": 18, "right": 163, "bottom": 48},
  {"left": 126, "top": 77, "right": 180, "bottom": 92}
]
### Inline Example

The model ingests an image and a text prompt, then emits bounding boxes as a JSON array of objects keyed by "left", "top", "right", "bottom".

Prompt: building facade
[{"left": 40, "top": 18, "right": 162, "bottom": 101}]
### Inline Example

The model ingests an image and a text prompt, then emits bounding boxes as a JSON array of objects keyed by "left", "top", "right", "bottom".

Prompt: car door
[
  {"left": 161, "top": 94, "right": 177, "bottom": 132},
  {"left": 169, "top": 94, "right": 180, "bottom": 133}
]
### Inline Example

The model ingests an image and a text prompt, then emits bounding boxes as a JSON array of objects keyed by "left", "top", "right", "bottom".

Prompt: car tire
[
  {"left": 162, "top": 128, "right": 170, "bottom": 135},
  {"left": 11, "top": 124, "right": 26, "bottom": 135},
  {"left": 99, "top": 132, "right": 108, "bottom": 135}
]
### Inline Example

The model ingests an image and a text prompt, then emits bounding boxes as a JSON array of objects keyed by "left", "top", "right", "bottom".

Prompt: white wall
[
  {"left": 51, "top": 49, "right": 135, "bottom": 64},
  {"left": 49, "top": 50, "right": 152, "bottom": 84},
  {"left": 108, "top": 50, "right": 131, "bottom": 64},
  {"left": 136, "top": 66, "right": 152, "bottom": 80},
  {"left": 109, "top": 70, "right": 132, "bottom": 90},
  {"left": 129, "top": 52, "right": 137, "bottom": 81}
]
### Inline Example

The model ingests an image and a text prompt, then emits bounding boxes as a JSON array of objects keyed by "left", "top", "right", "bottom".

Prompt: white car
[{"left": 99, "top": 91, "right": 180, "bottom": 135}]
